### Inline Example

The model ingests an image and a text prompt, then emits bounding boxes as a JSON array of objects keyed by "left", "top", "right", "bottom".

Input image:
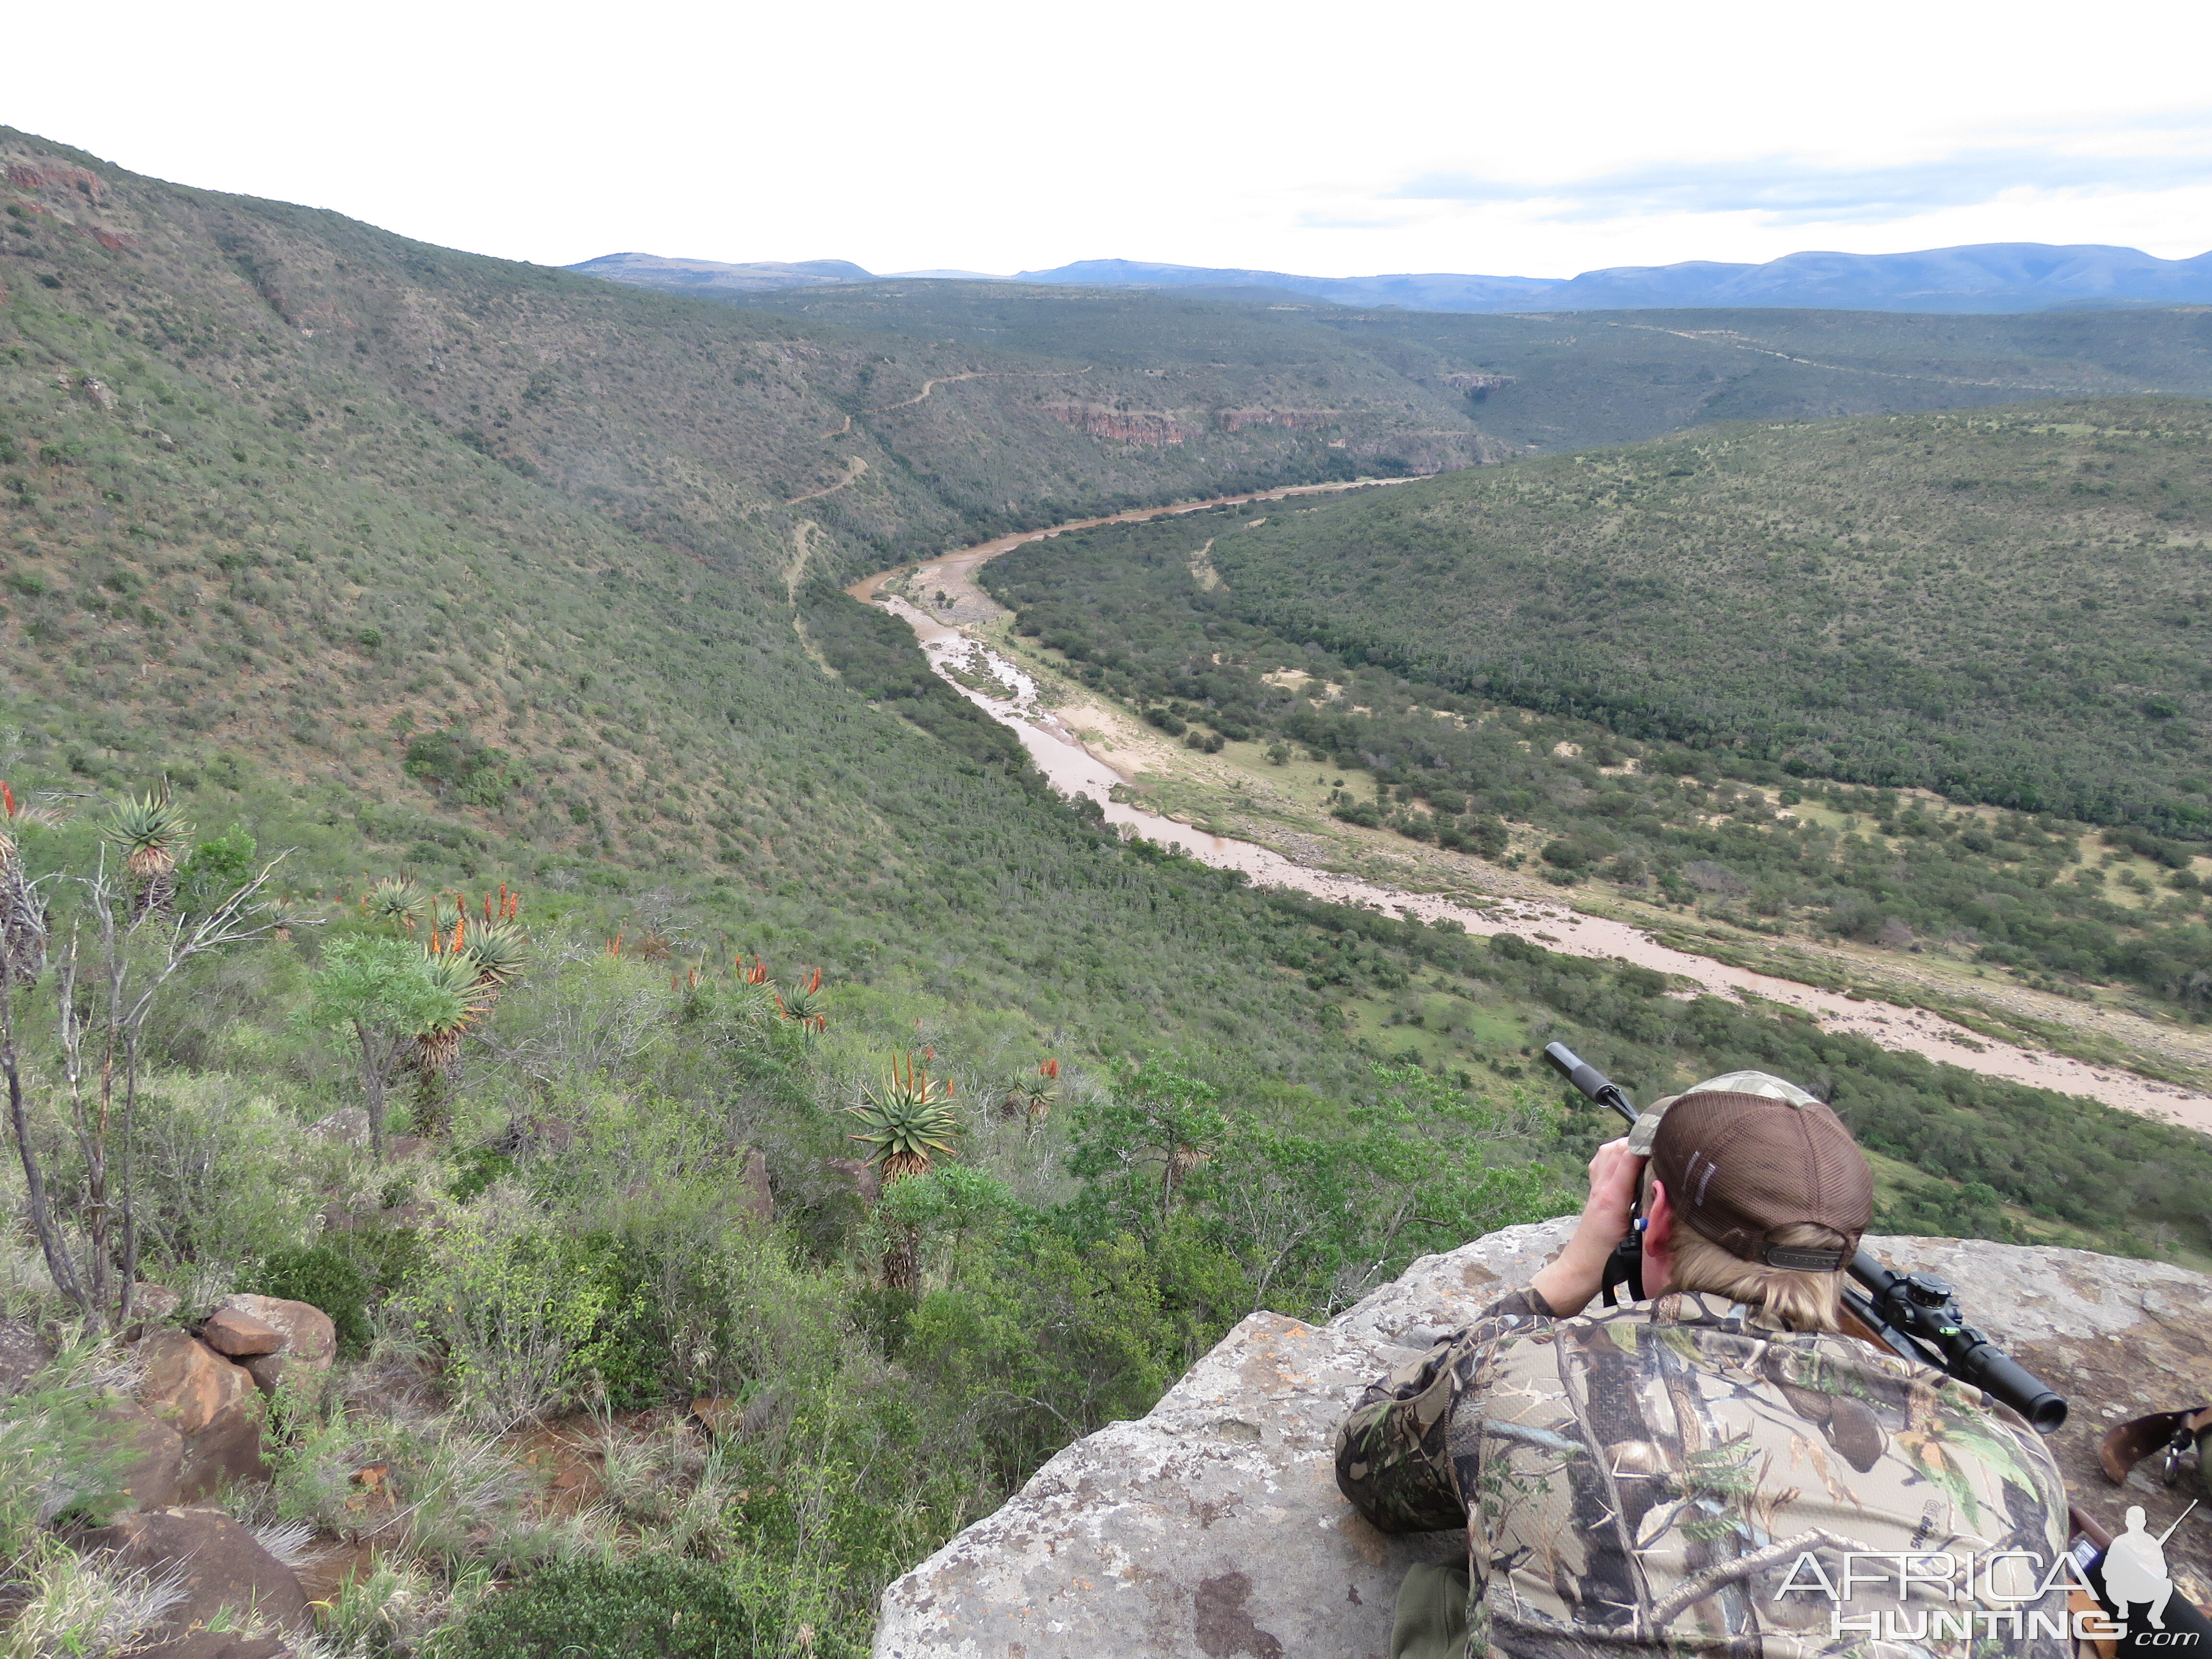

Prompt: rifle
[{"left": 1542, "top": 1042, "right": 2067, "bottom": 1432}]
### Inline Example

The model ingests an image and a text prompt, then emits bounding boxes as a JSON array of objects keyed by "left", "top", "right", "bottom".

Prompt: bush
[
  {"left": 173, "top": 825, "right": 257, "bottom": 917},
  {"left": 403, "top": 726, "right": 524, "bottom": 808},
  {"left": 399, "top": 1187, "right": 659, "bottom": 1427},
  {"left": 239, "top": 1245, "right": 374, "bottom": 1356},
  {"left": 438, "top": 1557, "right": 780, "bottom": 1658}
]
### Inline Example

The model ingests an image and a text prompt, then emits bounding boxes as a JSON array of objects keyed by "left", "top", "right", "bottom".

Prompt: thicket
[
  {"left": 0, "top": 808, "right": 1586, "bottom": 1653},
  {"left": 746, "top": 282, "right": 2212, "bottom": 465},
  {"left": 1297, "top": 303, "right": 2212, "bottom": 456}
]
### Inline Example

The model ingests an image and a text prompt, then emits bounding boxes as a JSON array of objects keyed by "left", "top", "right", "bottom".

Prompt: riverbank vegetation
[{"left": 984, "top": 404, "right": 2212, "bottom": 1019}]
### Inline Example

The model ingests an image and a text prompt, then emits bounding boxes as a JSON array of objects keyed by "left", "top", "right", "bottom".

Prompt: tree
[
  {"left": 301, "top": 936, "right": 469, "bottom": 1161},
  {"left": 0, "top": 783, "right": 64, "bottom": 984},
  {"left": 1067, "top": 1056, "right": 1228, "bottom": 1222},
  {"left": 0, "top": 853, "right": 286, "bottom": 1332}
]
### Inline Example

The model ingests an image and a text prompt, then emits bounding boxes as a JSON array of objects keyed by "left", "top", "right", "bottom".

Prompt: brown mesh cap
[{"left": 1649, "top": 1090, "right": 1873, "bottom": 1271}]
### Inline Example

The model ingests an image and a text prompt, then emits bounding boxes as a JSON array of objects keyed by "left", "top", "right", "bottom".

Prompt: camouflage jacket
[{"left": 1335, "top": 1287, "right": 2071, "bottom": 1659}]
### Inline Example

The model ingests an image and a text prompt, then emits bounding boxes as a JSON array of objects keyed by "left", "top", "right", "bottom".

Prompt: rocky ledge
[{"left": 875, "top": 1220, "right": 2212, "bottom": 1659}]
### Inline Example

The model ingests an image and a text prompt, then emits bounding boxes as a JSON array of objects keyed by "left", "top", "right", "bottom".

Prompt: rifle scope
[{"left": 1542, "top": 1042, "right": 2067, "bottom": 1432}]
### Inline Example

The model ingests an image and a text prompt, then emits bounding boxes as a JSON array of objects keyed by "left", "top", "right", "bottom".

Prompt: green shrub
[
  {"left": 399, "top": 1190, "right": 661, "bottom": 1426},
  {"left": 173, "top": 824, "right": 257, "bottom": 917},
  {"left": 436, "top": 1557, "right": 777, "bottom": 1659},
  {"left": 239, "top": 1245, "right": 373, "bottom": 1356}
]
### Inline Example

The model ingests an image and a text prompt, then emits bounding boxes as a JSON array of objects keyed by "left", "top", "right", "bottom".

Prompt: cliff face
[{"left": 875, "top": 1219, "right": 2212, "bottom": 1659}]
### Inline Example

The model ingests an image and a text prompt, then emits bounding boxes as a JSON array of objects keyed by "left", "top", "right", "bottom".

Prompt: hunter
[{"left": 1334, "top": 1070, "right": 2072, "bottom": 1659}]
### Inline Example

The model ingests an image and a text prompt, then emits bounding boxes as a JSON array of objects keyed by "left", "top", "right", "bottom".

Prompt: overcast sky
[{"left": 8, "top": 0, "right": 2209, "bottom": 279}]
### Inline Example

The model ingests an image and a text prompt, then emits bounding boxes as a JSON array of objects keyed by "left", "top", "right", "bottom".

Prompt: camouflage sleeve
[{"left": 1334, "top": 1287, "right": 1555, "bottom": 1534}]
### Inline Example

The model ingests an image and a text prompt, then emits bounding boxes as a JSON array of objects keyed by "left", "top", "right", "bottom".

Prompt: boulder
[
  {"left": 0, "top": 1315, "right": 53, "bottom": 1396},
  {"left": 125, "top": 1282, "right": 183, "bottom": 1340},
  {"left": 135, "top": 1330, "right": 266, "bottom": 1500},
  {"left": 199, "top": 1308, "right": 284, "bottom": 1359},
  {"left": 307, "top": 1106, "right": 370, "bottom": 1145},
  {"left": 95, "top": 1402, "right": 185, "bottom": 1511},
  {"left": 875, "top": 1220, "right": 2212, "bottom": 1658},
  {"left": 86, "top": 1507, "right": 308, "bottom": 1656},
  {"left": 138, "top": 1331, "right": 255, "bottom": 1440},
  {"left": 213, "top": 1294, "right": 337, "bottom": 1399}
]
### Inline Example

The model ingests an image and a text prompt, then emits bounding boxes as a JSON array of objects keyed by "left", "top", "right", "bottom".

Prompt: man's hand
[{"left": 1531, "top": 1138, "right": 1644, "bottom": 1317}]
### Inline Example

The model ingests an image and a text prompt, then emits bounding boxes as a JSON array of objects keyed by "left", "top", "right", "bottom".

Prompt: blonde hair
[
  {"left": 1664, "top": 1222, "right": 1848, "bottom": 1333},
  {"left": 1644, "top": 1160, "right": 1848, "bottom": 1332}
]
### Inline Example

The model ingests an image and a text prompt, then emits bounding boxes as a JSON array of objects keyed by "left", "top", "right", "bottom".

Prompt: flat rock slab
[
  {"left": 200, "top": 1308, "right": 284, "bottom": 1358},
  {"left": 877, "top": 1220, "right": 2212, "bottom": 1657},
  {"left": 875, "top": 1311, "right": 1454, "bottom": 1659}
]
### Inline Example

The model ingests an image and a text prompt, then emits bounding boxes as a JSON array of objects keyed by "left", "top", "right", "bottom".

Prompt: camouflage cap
[{"left": 1648, "top": 1080, "right": 1872, "bottom": 1271}]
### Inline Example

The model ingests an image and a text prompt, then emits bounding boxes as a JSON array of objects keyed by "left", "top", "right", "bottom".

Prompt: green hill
[
  {"left": 1190, "top": 399, "right": 2212, "bottom": 836},
  {"left": 982, "top": 401, "right": 2212, "bottom": 1020},
  {"left": 748, "top": 281, "right": 2212, "bottom": 457}
]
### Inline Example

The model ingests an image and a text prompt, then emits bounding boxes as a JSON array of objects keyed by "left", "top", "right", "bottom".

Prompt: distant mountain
[
  {"left": 564, "top": 251, "right": 874, "bottom": 294},
  {"left": 571, "top": 242, "right": 2212, "bottom": 315},
  {"left": 1010, "top": 258, "right": 1556, "bottom": 310},
  {"left": 1015, "top": 245, "right": 2212, "bottom": 314}
]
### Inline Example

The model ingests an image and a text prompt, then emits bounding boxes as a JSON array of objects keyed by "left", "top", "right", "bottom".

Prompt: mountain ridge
[{"left": 570, "top": 241, "right": 2212, "bottom": 315}]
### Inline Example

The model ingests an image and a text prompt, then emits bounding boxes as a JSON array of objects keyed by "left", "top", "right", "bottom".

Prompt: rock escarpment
[{"left": 875, "top": 1219, "right": 2212, "bottom": 1659}]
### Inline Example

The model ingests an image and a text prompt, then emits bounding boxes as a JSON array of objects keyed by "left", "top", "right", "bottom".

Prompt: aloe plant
[
  {"left": 364, "top": 878, "right": 425, "bottom": 928},
  {"left": 847, "top": 1055, "right": 961, "bottom": 1288},
  {"left": 102, "top": 791, "right": 192, "bottom": 922},
  {"left": 461, "top": 921, "right": 529, "bottom": 995},
  {"left": 774, "top": 966, "right": 828, "bottom": 1035}
]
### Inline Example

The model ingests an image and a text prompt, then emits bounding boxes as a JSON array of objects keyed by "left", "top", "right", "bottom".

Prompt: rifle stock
[{"left": 1541, "top": 1042, "right": 2066, "bottom": 1432}]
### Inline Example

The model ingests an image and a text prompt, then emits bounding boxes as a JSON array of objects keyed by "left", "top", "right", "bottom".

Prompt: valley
[{"left": 5, "top": 121, "right": 2212, "bottom": 1659}]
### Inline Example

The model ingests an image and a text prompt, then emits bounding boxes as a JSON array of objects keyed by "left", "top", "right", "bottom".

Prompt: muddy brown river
[{"left": 855, "top": 492, "right": 2212, "bottom": 1136}]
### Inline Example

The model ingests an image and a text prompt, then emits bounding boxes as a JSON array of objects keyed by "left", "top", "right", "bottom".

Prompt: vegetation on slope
[
  {"left": 4, "top": 123, "right": 2211, "bottom": 1656},
  {"left": 750, "top": 281, "right": 2212, "bottom": 457},
  {"left": 984, "top": 473, "right": 2212, "bottom": 1018},
  {"left": 1, "top": 124, "right": 1489, "bottom": 582},
  {"left": 1184, "top": 401, "right": 2212, "bottom": 835}
]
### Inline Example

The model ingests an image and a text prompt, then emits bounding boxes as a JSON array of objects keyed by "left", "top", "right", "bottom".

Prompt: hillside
[
  {"left": 745, "top": 280, "right": 2212, "bottom": 457},
  {"left": 0, "top": 124, "right": 1491, "bottom": 590},
  {"left": 1186, "top": 399, "right": 2212, "bottom": 836}
]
